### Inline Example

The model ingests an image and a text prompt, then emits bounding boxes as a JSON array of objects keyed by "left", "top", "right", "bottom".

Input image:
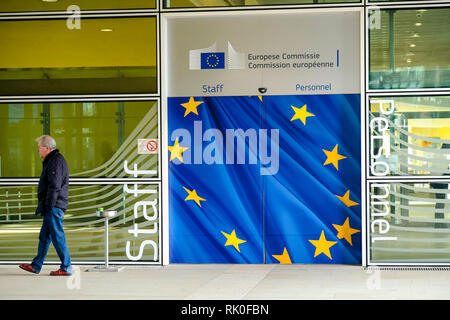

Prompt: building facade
[{"left": 0, "top": 0, "right": 449, "bottom": 268}]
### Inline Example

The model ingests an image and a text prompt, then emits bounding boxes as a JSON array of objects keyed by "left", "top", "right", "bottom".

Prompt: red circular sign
[{"left": 147, "top": 140, "right": 158, "bottom": 152}]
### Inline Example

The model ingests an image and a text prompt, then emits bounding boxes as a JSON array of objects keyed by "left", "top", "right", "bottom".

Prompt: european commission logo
[{"left": 189, "top": 41, "right": 245, "bottom": 70}]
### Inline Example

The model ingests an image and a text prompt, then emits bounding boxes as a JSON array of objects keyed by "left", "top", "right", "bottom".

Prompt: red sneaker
[
  {"left": 19, "top": 264, "right": 38, "bottom": 274},
  {"left": 50, "top": 269, "right": 71, "bottom": 276}
]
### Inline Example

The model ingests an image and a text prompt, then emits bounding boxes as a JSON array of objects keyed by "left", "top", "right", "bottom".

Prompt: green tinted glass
[
  {"left": 369, "top": 182, "right": 450, "bottom": 263},
  {"left": 369, "top": 8, "right": 450, "bottom": 89},
  {"left": 0, "top": 0, "right": 156, "bottom": 12},
  {"left": 0, "top": 17, "right": 157, "bottom": 95},
  {"left": 0, "top": 184, "right": 159, "bottom": 262},
  {"left": 0, "top": 101, "right": 159, "bottom": 178},
  {"left": 164, "top": 0, "right": 359, "bottom": 8},
  {"left": 369, "top": 96, "right": 450, "bottom": 176}
]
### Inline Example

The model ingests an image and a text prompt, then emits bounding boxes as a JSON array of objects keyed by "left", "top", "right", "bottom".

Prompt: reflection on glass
[
  {"left": 369, "top": 96, "right": 450, "bottom": 176},
  {"left": 0, "top": 101, "right": 159, "bottom": 178},
  {"left": 164, "top": 0, "right": 358, "bottom": 8},
  {"left": 0, "top": 0, "right": 156, "bottom": 11},
  {"left": 369, "top": 8, "right": 450, "bottom": 89},
  {"left": 369, "top": 182, "right": 450, "bottom": 263},
  {"left": 0, "top": 17, "right": 157, "bottom": 95},
  {"left": 0, "top": 184, "right": 159, "bottom": 262}
]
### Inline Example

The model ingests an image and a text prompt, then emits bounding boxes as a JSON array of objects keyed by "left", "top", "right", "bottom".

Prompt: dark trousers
[{"left": 31, "top": 207, "right": 72, "bottom": 273}]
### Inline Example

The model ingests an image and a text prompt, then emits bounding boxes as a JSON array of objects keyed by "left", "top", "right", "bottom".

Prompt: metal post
[
  {"left": 105, "top": 214, "right": 109, "bottom": 269},
  {"left": 87, "top": 209, "right": 122, "bottom": 272},
  {"left": 41, "top": 103, "right": 50, "bottom": 135},
  {"left": 388, "top": 10, "right": 396, "bottom": 72}
]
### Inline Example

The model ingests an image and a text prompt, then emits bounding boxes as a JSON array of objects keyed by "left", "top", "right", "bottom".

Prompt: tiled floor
[{"left": 1, "top": 264, "right": 449, "bottom": 300}]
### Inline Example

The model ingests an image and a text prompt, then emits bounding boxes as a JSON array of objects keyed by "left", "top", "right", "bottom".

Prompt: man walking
[{"left": 19, "top": 135, "right": 72, "bottom": 276}]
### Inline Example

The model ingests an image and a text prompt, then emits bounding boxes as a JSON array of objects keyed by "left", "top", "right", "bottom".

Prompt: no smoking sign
[{"left": 138, "top": 138, "right": 159, "bottom": 154}]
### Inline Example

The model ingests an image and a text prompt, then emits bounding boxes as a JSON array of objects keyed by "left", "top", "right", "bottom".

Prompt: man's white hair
[{"left": 36, "top": 135, "right": 56, "bottom": 150}]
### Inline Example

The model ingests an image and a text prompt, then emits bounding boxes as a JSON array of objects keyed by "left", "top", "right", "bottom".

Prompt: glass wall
[
  {"left": 369, "top": 96, "right": 450, "bottom": 177},
  {"left": 0, "top": 17, "right": 157, "bottom": 95},
  {"left": 369, "top": 8, "right": 450, "bottom": 90},
  {"left": 0, "top": 184, "right": 160, "bottom": 262},
  {"left": 367, "top": 3, "right": 450, "bottom": 266},
  {"left": 0, "top": 101, "right": 159, "bottom": 178},
  {"left": 0, "top": 5, "right": 161, "bottom": 264},
  {"left": 369, "top": 181, "right": 450, "bottom": 263}
]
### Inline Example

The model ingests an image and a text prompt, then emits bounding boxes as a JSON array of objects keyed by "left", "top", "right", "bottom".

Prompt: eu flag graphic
[
  {"left": 201, "top": 52, "right": 225, "bottom": 69},
  {"left": 168, "top": 94, "right": 361, "bottom": 264}
]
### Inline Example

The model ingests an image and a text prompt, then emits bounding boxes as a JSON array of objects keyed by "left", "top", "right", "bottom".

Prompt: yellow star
[
  {"left": 308, "top": 230, "right": 337, "bottom": 260},
  {"left": 290, "top": 104, "right": 315, "bottom": 125},
  {"left": 248, "top": 96, "right": 263, "bottom": 102},
  {"left": 333, "top": 217, "right": 360, "bottom": 246},
  {"left": 322, "top": 144, "right": 347, "bottom": 170},
  {"left": 221, "top": 229, "right": 247, "bottom": 253},
  {"left": 180, "top": 97, "right": 204, "bottom": 117},
  {"left": 168, "top": 137, "right": 188, "bottom": 163},
  {"left": 272, "top": 247, "right": 292, "bottom": 264},
  {"left": 183, "top": 187, "right": 206, "bottom": 207},
  {"left": 335, "top": 190, "right": 359, "bottom": 207}
]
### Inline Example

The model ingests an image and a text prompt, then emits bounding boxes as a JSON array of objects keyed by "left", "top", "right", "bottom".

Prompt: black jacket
[{"left": 36, "top": 149, "right": 69, "bottom": 215}]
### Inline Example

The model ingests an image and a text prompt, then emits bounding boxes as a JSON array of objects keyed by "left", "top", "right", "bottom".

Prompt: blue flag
[
  {"left": 201, "top": 52, "right": 225, "bottom": 69},
  {"left": 168, "top": 94, "right": 361, "bottom": 264}
]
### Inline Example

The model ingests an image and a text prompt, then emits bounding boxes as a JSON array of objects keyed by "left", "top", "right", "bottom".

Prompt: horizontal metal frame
[
  {"left": 161, "top": 5, "right": 364, "bottom": 19},
  {"left": 369, "top": 88, "right": 450, "bottom": 94},
  {"left": 368, "top": 91, "right": 450, "bottom": 97},
  {"left": 160, "top": 3, "right": 364, "bottom": 13},
  {"left": 367, "top": 0, "right": 450, "bottom": 7},
  {"left": 0, "top": 9, "right": 159, "bottom": 17},
  {"left": 0, "top": 95, "right": 160, "bottom": 102},
  {"left": 0, "top": 12, "right": 160, "bottom": 20},
  {"left": 159, "top": 0, "right": 450, "bottom": 12},
  {"left": 367, "top": 178, "right": 450, "bottom": 182},
  {"left": 0, "top": 95, "right": 160, "bottom": 103},
  {"left": 368, "top": 262, "right": 450, "bottom": 266},
  {"left": 0, "top": 179, "right": 161, "bottom": 185},
  {"left": 368, "top": 176, "right": 450, "bottom": 181},
  {"left": 0, "top": 261, "right": 161, "bottom": 266}
]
